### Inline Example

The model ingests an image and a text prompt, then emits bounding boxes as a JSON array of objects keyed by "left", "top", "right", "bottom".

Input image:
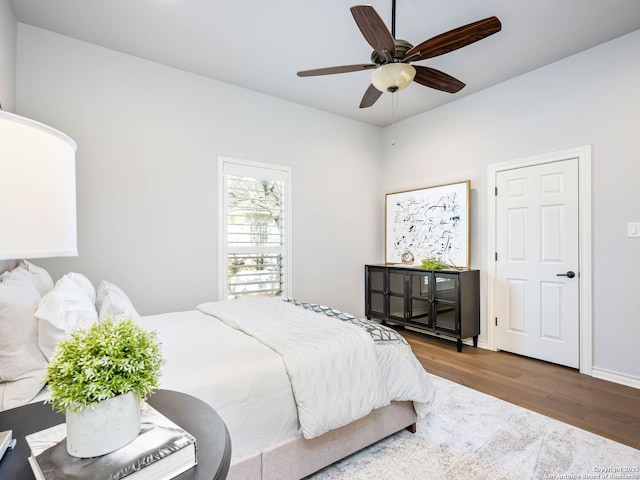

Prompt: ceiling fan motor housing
[{"left": 370, "top": 39, "right": 414, "bottom": 65}]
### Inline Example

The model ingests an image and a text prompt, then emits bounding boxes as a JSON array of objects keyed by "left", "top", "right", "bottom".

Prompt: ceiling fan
[{"left": 297, "top": 2, "right": 501, "bottom": 108}]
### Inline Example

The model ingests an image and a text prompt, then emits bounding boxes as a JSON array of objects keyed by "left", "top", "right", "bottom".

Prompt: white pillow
[
  {"left": 35, "top": 273, "right": 99, "bottom": 361},
  {"left": 55, "top": 271, "right": 97, "bottom": 302},
  {"left": 0, "top": 267, "right": 48, "bottom": 411},
  {"left": 96, "top": 280, "right": 140, "bottom": 321},
  {"left": 18, "top": 260, "right": 54, "bottom": 296}
]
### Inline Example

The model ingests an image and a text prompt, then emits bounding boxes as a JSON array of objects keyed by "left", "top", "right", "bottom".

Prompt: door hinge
[
  {"left": 495, "top": 252, "right": 498, "bottom": 261},
  {"left": 495, "top": 186, "right": 498, "bottom": 196},
  {"left": 495, "top": 317, "right": 498, "bottom": 326}
]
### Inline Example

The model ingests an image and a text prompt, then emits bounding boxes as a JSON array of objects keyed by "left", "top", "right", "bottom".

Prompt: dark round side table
[{"left": 0, "top": 389, "right": 231, "bottom": 480}]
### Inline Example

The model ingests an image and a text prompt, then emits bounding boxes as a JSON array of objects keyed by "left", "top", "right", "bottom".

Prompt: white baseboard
[
  {"left": 591, "top": 367, "right": 640, "bottom": 390},
  {"left": 461, "top": 337, "right": 488, "bottom": 350}
]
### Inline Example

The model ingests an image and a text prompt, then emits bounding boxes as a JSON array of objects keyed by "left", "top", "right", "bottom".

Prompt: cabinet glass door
[
  {"left": 369, "top": 268, "right": 385, "bottom": 291},
  {"left": 434, "top": 301, "right": 456, "bottom": 332},
  {"left": 388, "top": 270, "right": 405, "bottom": 294},
  {"left": 369, "top": 291, "right": 385, "bottom": 316},
  {"left": 387, "top": 270, "right": 406, "bottom": 320},
  {"left": 367, "top": 268, "right": 386, "bottom": 317},
  {"left": 408, "top": 272, "right": 432, "bottom": 327},
  {"left": 434, "top": 274, "right": 458, "bottom": 332},
  {"left": 435, "top": 275, "right": 457, "bottom": 301}
]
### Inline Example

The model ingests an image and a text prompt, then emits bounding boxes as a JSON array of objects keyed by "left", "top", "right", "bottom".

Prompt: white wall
[
  {"left": 382, "top": 30, "right": 640, "bottom": 380},
  {"left": 0, "top": 0, "right": 16, "bottom": 111},
  {"left": 16, "top": 24, "right": 383, "bottom": 316},
  {"left": 0, "top": 0, "right": 17, "bottom": 275}
]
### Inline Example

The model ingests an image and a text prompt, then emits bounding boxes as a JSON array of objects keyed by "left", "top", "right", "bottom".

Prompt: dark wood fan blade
[
  {"left": 297, "top": 64, "right": 377, "bottom": 77},
  {"left": 404, "top": 16, "right": 501, "bottom": 62},
  {"left": 360, "top": 84, "right": 383, "bottom": 108},
  {"left": 350, "top": 5, "right": 396, "bottom": 58},
  {"left": 413, "top": 65, "right": 465, "bottom": 93}
]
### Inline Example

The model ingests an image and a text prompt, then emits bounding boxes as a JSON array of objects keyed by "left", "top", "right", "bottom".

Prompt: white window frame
[{"left": 217, "top": 156, "right": 292, "bottom": 300}]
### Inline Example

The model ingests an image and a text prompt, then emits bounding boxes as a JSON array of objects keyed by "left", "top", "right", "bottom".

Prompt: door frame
[{"left": 486, "top": 146, "right": 593, "bottom": 375}]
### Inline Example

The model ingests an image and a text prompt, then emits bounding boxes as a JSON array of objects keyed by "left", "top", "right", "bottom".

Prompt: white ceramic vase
[{"left": 65, "top": 391, "right": 141, "bottom": 458}]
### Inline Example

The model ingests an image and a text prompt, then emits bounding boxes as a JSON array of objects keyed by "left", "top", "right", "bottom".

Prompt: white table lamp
[{"left": 0, "top": 110, "right": 77, "bottom": 260}]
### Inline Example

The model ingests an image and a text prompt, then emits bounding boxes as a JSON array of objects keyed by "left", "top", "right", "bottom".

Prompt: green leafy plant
[
  {"left": 46, "top": 318, "right": 163, "bottom": 412},
  {"left": 421, "top": 257, "right": 448, "bottom": 270}
]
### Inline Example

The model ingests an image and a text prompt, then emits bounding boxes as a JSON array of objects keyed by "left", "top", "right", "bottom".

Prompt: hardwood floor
[{"left": 401, "top": 328, "right": 640, "bottom": 450}]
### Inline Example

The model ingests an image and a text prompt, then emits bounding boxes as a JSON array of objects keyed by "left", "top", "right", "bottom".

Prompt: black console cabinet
[{"left": 365, "top": 265, "right": 480, "bottom": 352}]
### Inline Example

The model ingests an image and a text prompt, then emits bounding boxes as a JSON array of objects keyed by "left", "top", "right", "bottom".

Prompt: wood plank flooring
[{"left": 401, "top": 329, "right": 640, "bottom": 450}]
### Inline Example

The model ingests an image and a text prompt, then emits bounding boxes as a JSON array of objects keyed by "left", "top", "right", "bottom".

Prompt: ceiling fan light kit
[
  {"left": 297, "top": 3, "right": 501, "bottom": 108},
  {"left": 371, "top": 63, "right": 416, "bottom": 93}
]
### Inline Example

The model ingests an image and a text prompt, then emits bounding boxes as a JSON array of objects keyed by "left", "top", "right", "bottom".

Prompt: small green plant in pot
[
  {"left": 420, "top": 257, "right": 448, "bottom": 270},
  {"left": 46, "top": 318, "right": 163, "bottom": 458}
]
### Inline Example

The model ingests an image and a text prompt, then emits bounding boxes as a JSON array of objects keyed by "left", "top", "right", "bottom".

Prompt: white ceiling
[{"left": 10, "top": 0, "right": 640, "bottom": 127}]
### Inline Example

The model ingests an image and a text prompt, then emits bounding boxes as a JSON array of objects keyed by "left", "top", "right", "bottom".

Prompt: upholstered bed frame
[{"left": 228, "top": 401, "right": 417, "bottom": 480}]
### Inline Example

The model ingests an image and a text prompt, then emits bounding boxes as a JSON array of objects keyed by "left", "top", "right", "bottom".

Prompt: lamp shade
[
  {"left": 0, "top": 111, "right": 77, "bottom": 260},
  {"left": 371, "top": 63, "right": 416, "bottom": 93}
]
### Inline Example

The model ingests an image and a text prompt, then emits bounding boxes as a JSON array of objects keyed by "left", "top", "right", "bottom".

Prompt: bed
[{"left": 0, "top": 260, "right": 435, "bottom": 480}]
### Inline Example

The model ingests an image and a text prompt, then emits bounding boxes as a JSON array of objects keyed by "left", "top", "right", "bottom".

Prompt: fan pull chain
[{"left": 390, "top": 92, "right": 397, "bottom": 146}]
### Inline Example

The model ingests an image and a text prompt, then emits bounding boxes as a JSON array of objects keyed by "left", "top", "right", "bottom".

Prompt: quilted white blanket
[{"left": 197, "top": 297, "right": 433, "bottom": 439}]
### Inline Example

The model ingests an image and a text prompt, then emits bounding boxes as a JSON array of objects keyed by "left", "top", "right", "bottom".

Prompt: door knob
[{"left": 557, "top": 271, "right": 576, "bottom": 278}]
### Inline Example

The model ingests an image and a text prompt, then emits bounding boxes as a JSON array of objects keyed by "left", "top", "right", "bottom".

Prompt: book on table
[
  {"left": 25, "top": 402, "right": 197, "bottom": 480},
  {"left": 0, "top": 429, "right": 16, "bottom": 461}
]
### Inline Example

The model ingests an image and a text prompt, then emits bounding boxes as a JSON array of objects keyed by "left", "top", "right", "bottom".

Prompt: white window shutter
[{"left": 218, "top": 157, "right": 291, "bottom": 299}]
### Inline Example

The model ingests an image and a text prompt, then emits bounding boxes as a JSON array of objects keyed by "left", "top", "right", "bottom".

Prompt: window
[{"left": 218, "top": 157, "right": 291, "bottom": 300}]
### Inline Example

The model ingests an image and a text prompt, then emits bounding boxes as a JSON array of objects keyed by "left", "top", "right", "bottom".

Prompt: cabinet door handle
[{"left": 556, "top": 271, "right": 576, "bottom": 278}]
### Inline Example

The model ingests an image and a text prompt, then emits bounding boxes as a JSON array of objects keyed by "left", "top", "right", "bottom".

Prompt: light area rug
[{"left": 310, "top": 374, "right": 640, "bottom": 480}]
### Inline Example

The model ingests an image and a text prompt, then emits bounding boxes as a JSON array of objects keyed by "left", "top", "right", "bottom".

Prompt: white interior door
[{"left": 495, "top": 158, "right": 580, "bottom": 368}]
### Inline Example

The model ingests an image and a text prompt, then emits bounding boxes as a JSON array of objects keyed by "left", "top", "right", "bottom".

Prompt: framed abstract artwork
[{"left": 385, "top": 180, "right": 470, "bottom": 269}]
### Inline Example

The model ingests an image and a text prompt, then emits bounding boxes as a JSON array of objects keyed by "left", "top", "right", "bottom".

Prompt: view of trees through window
[{"left": 226, "top": 173, "right": 286, "bottom": 298}]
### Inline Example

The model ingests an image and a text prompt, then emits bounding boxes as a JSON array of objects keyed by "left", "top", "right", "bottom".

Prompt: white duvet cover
[
  {"left": 198, "top": 297, "right": 389, "bottom": 439},
  {"left": 136, "top": 310, "right": 299, "bottom": 459},
  {"left": 137, "top": 297, "right": 434, "bottom": 460}
]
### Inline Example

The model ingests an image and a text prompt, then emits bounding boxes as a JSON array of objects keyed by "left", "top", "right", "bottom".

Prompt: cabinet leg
[
  {"left": 456, "top": 338, "right": 462, "bottom": 352},
  {"left": 473, "top": 336, "right": 478, "bottom": 348}
]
